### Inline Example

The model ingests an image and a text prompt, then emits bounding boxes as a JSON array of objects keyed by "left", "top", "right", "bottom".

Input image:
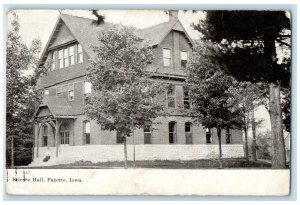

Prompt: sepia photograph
[{"left": 4, "top": 7, "right": 292, "bottom": 196}]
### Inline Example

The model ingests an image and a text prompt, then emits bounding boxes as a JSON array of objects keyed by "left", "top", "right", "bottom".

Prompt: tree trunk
[
  {"left": 243, "top": 128, "right": 249, "bottom": 162},
  {"left": 123, "top": 135, "right": 128, "bottom": 169},
  {"left": 131, "top": 121, "right": 136, "bottom": 168},
  {"left": 251, "top": 105, "right": 257, "bottom": 161},
  {"left": 217, "top": 127, "right": 223, "bottom": 169},
  {"left": 11, "top": 136, "right": 14, "bottom": 168},
  {"left": 133, "top": 132, "right": 136, "bottom": 169},
  {"left": 269, "top": 82, "right": 286, "bottom": 168}
]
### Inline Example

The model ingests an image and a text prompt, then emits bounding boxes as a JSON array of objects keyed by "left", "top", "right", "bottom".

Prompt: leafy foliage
[
  {"left": 85, "top": 26, "right": 166, "bottom": 138},
  {"left": 6, "top": 12, "right": 42, "bottom": 167},
  {"left": 185, "top": 41, "right": 243, "bottom": 130},
  {"left": 194, "top": 11, "right": 291, "bottom": 85}
]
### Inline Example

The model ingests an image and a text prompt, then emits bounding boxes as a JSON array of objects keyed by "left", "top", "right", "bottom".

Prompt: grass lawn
[{"left": 20, "top": 158, "right": 273, "bottom": 169}]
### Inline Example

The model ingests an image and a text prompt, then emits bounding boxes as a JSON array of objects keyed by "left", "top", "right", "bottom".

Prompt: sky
[
  {"left": 6, "top": 9, "right": 273, "bottom": 134},
  {"left": 7, "top": 9, "right": 205, "bottom": 49}
]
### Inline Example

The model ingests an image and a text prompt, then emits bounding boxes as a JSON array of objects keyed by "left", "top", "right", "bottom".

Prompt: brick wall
[
  {"left": 31, "top": 144, "right": 245, "bottom": 166},
  {"left": 150, "top": 30, "right": 192, "bottom": 76}
]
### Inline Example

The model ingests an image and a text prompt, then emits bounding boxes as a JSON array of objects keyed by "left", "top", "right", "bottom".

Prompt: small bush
[{"left": 43, "top": 155, "right": 50, "bottom": 162}]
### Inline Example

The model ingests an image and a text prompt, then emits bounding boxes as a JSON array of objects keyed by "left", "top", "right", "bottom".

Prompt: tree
[
  {"left": 6, "top": 12, "right": 42, "bottom": 167},
  {"left": 185, "top": 41, "right": 243, "bottom": 168},
  {"left": 85, "top": 26, "right": 165, "bottom": 168},
  {"left": 194, "top": 11, "right": 291, "bottom": 168},
  {"left": 234, "top": 82, "right": 266, "bottom": 161}
]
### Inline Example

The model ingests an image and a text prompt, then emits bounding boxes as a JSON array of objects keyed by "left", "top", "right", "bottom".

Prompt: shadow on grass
[{"left": 14, "top": 158, "right": 274, "bottom": 169}]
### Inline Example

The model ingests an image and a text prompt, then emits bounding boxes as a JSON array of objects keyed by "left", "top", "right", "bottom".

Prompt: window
[
  {"left": 78, "top": 44, "right": 83, "bottom": 63},
  {"left": 60, "top": 131, "right": 69, "bottom": 145},
  {"left": 84, "top": 82, "right": 92, "bottom": 94},
  {"left": 185, "top": 122, "right": 193, "bottom": 144},
  {"left": 169, "top": 121, "right": 177, "bottom": 144},
  {"left": 167, "top": 85, "right": 176, "bottom": 108},
  {"left": 226, "top": 128, "right": 231, "bottom": 144},
  {"left": 58, "top": 49, "right": 63, "bottom": 68},
  {"left": 51, "top": 51, "right": 56, "bottom": 70},
  {"left": 42, "top": 125, "right": 48, "bottom": 146},
  {"left": 44, "top": 89, "right": 49, "bottom": 96},
  {"left": 163, "top": 48, "right": 171, "bottom": 67},
  {"left": 57, "top": 86, "right": 62, "bottom": 96},
  {"left": 183, "top": 88, "right": 190, "bottom": 109},
  {"left": 116, "top": 131, "right": 123, "bottom": 144},
  {"left": 62, "top": 85, "right": 68, "bottom": 93},
  {"left": 206, "top": 128, "right": 212, "bottom": 143},
  {"left": 84, "top": 121, "right": 91, "bottom": 145},
  {"left": 68, "top": 84, "right": 74, "bottom": 101},
  {"left": 69, "top": 46, "right": 75, "bottom": 65},
  {"left": 144, "top": 124, "right": 152, "bottom": 144},
  {"left": 180, "top": 51, "right": 188, "bottom": 68},
  {"left": 63, "top": 48, "right": 69, "bottom": 67}
]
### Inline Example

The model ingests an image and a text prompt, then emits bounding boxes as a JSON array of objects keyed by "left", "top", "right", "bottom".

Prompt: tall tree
[
  {"left": 194, "top": 11, "right": 291, "bottom": 168},
  {"left": 185, "top": 41, "right": 243, "bottom": 168},
  {"left": 234, "top": 82, "right": 266, "bottom": 161},
  {"left": 85, "top": 26, "right": 165, "bottom": 168},
  {"left": 6, "top": 12, "right": 41, "bottom": 167}
]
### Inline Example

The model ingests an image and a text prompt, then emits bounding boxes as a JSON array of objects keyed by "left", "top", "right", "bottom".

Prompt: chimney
[{"left": 168, "top": 10, "right": 178, "bottom": 21}]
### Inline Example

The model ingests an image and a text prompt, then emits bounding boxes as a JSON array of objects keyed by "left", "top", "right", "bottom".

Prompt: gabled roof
[
  {"left": 39, "top": 13, "right": 194, "bottom": 68},
  {"left": 37, "top": 14, "right": 194, "bottom": 89},
  {"left": 34, "top": 96, "right": 82, "bottom": 118}
]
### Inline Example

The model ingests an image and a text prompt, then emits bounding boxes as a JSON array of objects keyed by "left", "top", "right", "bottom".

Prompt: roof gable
[
  {"left": 39, "top": 14, "right": 195, "bottom": 68},
  {"left": 48, "top": 22, "right": 76, "bottom": 49},
  {"left": 34, "top": 96, "right": 79, "bottom": 118}
]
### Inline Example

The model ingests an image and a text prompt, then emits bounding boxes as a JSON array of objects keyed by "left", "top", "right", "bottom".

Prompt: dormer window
[
  {"left": 163, "top": 48, "right": 171, "bottom": 67},
  {"left": 78, "top": 44, "right": 83, "bottom": 63},
  {"left": 180, "top": 51, "right": 188, "bottom": 68},
  {"left": 63, "top": 48, "right": 69, "bottom": 67},
  {"left": 51, "top": 51, "right": 56, "bottom": 70},
  {"left": 50, "top": 43, "right": 83, "bottom": 70},
  {"left": 69, "top": 46, "right": 75, "bottom": 65},
  {"left": 58, "top": 49, "right": 63, "bottom": 68}
]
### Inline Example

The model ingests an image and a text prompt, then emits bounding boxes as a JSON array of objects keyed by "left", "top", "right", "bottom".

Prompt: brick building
[{"left": 31, "top": 11, "right": 244, "bottom": 166}]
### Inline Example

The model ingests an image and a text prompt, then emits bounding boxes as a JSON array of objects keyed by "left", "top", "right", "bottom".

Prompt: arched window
[
  {"left": 206, "top": 128, "right": 212, "bottom": 143},
  {"left": 169, "top": 121, "right": 177, "bottom": 144},
  {"left": 185, "top": 122, "right": 193, "bottom": 144},
  {"left": 226, "top": 128, "right": 231, "bottom": 144},
  {"left": 84, "top": 121, "right": 91, "bottom": 145},
  {"left": 42, "top": 125, "right": 48, "bottom": 147},
  {"left": 144, "top": 123, "right": 152, "bottom": 144}
]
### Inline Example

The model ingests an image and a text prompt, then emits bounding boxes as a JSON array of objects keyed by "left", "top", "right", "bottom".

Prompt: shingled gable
[
  {"left": 37, "top": 13, "right": 194, "bottom": 89},
  {"left": 34, "top": 96, "right": 79, "bottom": 118}
]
